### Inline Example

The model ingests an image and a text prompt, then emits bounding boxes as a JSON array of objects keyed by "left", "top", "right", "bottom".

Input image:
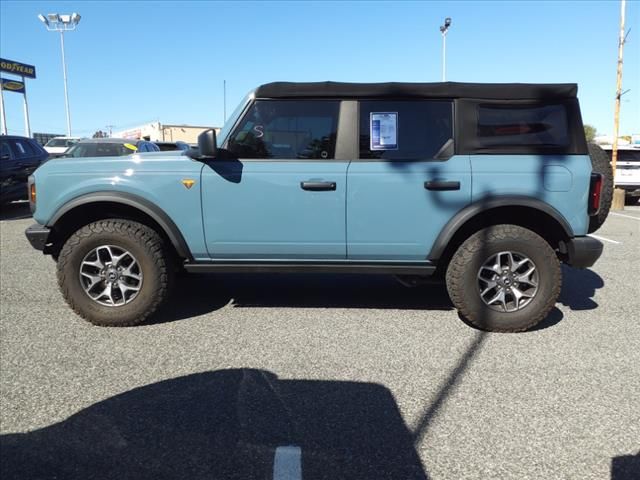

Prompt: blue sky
[{"left": 1, "top": 0, "right": 639, "bottom": 138}]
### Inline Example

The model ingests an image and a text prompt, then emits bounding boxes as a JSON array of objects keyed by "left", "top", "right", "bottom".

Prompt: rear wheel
[
  {"left": 446, "top": 224, "right": 561, "bottom": 332},
  {"left": 57, "top": 219, "right": 174, "bottom": 326}
]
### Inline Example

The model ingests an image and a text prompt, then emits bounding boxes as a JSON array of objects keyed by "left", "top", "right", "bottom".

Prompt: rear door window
[
  {"left": 358, "top": 101, "right": 453, "bottom": 160},
  {"left": 227, "top": 100, "right": 340, "bottom": 159},
  {"left": 11, "top": 139, "right": 35, "bottom": 158}
]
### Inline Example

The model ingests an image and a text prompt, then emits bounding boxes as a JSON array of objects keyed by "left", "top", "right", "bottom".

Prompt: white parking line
[
  {"left": 273, "top": 446, "right": 302, "bottom": 480},
  {"left": 610, "top": 212, "right": 640, "bottom": 221},
  {"left": 588, "top": 234, "right": 621, "bottom": 245}
]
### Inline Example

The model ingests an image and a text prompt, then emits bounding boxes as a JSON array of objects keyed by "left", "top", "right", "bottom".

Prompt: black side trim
[
  {"left": 184, "top": 261, "right": 436, "bottom": 275},
  {"left": 428, "top": 196, "right": 574, "bottom": 260},
  {"left": 47, "top": 192, "right": 193, "bottom": 261},
  {"left": 565, "top": 236, "right": 603, "bottom": 269},
  {"left": 25, "top": 223, "right": 51, "bottom": 251},
  {"left": 335, "top": 100, "right": 358, "bottom": 160}
]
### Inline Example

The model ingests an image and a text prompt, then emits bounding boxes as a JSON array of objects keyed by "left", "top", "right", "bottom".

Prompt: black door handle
[
  {"left": 301, "top": 181, "right": 336, "bottom": 191},
  {"left": 425, "top": 181, "right": 460, "bottom": 191}
]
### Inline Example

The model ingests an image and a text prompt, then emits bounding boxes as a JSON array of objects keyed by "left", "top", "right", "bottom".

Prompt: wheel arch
[
  {"left": 429, "top": 196, "right": 574, "bottom": 272},
  {"left": 46, "top": 192, "right": 193, "bottom": 261}
]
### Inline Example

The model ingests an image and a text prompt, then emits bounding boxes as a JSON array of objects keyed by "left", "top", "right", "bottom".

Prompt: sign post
[
  {"left": 22, "top": 76, "right": 31, "bottom": 138},
  {"left": 0, "top": 58, "right": 36, "bottom": 137},
  {"left": 0, "top": 82, "right": 6, "bottom": 135}
]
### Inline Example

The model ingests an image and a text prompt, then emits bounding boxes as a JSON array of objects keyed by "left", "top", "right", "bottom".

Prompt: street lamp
[
  {"left": 439, "top": 17, "right": 452, "bottom": 82},
  {"left": 38, "top": 12, "right": 81, "bottom": 137}
]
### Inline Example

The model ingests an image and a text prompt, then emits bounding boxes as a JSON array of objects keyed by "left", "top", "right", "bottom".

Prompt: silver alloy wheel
[
  {"left": 476, "top": 251, "right": 539, "bottom": 313},
  {"left": 79, "top": 245, "right": 143, "bottom": 307}
]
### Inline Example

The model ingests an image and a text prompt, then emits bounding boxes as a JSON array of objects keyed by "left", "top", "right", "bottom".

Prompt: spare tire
[{"left": 587, "top": 143, "right": 613, "bottom": 233}]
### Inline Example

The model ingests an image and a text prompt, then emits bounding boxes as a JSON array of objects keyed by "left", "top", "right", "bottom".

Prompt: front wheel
[
  {"left": 56, "top": 219, "right": 174, "bottom": 326},
  {"left": 446, "top": 225, "right": 561, "bottom": 333}
]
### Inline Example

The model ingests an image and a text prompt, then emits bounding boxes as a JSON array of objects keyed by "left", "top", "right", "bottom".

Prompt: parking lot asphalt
[{"left": 1, "top": 202, "right": 639, "bottom": 480}]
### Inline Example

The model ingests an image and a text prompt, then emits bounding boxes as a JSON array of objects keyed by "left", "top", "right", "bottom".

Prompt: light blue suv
[{"left": 25, "top": 82, "right": 610, "bottom": 332}]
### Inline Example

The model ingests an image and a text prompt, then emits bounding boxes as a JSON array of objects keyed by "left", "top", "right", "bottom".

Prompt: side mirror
[
  {"left": 198, "top": 129, "right": 217, "bottom": 158},
  {"left": 187, "top": 129, "right": 217, "bottom": 161}
]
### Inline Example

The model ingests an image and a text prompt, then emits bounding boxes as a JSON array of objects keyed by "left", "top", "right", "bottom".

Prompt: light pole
[
  {"left": 38, "top": 12, "right": 81, "bottom": 137},
  {"left": 440, "top": 17, "right": 452, "bottom": 82}
]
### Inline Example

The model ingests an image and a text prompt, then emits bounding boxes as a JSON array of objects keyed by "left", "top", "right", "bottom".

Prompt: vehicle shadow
[
  {"left": 0, "top": 369, "right": 429, "bottom": 480},
  {"left": 0, "top": 201, "right": 31, "bottom": 221},
  {"left": 151, "top": 273, "right": 454, "bottom": 324},
  {"left": 153, "top": 265, "right": 603, "bottom": 329},
  {"left": 557, "top": 265, "right": 604, "bottom": 311},
  {"left": 611, "top": 451, "right": 640, "bottom": 480}
]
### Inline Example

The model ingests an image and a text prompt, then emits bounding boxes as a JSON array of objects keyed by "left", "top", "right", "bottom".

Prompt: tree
[{"left": 584, "top": 124, "right": 597, "bottom": 143}]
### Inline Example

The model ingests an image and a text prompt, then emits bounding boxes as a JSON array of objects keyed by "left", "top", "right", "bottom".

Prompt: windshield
[
  {"left": 46, "top": 138, "right": 77, "bottom": 147},
  {"left": 216, "top": 91, "right": 254, "bottom": 148},
  {"left": 605, "top": 149, "right": 640, "bottom": 162},
  {"left": 63, "top": 143, "right": 135, "bottom": 157}
]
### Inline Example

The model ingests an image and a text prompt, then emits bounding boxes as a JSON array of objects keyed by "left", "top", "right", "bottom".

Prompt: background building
[{"left": 112, "top": 122, "right": 218, "bottom": 143}]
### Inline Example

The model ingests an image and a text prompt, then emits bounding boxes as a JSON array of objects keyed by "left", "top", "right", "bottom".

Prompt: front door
[
  {"left": 202, "top": 99, "right": 347, "bottom": 260},
  {"left": 346, "top": 100, "right": 471, "bottom": 261}
]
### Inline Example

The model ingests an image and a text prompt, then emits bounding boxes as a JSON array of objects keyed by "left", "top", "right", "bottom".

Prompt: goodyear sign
[
  {"left": 1, "top": 78, "right": 26, "bottom": 94},
  {"left": 0, "top": 58, "right": 36, "bottom": 79}
]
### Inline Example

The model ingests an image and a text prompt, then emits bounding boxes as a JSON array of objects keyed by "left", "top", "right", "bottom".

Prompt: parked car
[
  {"left": 25, "top": 81, "right": 610, "bottom": 332},
  {"left": 1, "top": 135, "right": 49, "bottom": 205},
  {"left": 60, "top": 138, "right": 160, "bottom": 158},
  {"left": 601, "top": 144, "right": 640, "bottom": 203},
  {"left": 43, "top": 136, "right": 81, "bottom": 158},
  {"left": 154, "top": 141, "right": 191, "bottom": 152}
]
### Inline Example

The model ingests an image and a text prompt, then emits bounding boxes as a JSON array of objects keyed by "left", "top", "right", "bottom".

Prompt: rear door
[
  {"left": 10, "top": 138, "right": 41, "bottom": 181},
  {"left": 346, "top": 100, "right": 471, "bottom": 260},
  {"left": 0, "top": 139, "right": 21, "bottom": 197},
  {"left": 201, "top": 99, "right": 348, "bottom": 259}
]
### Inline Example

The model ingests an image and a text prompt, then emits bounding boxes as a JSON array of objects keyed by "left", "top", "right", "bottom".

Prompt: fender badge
[{"left": 181, "top": 179, "right": 196, "bottom": 189}]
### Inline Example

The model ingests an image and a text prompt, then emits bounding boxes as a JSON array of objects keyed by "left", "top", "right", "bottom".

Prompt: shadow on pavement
[
  {"left": 0, "top": 201, "right": 31, "bottom": 221},
  {"left": 154, "top": 265, "right": 603, "bottom": 330},
  {"left": 0, "top": 369, "right": 429, "bottom": 480},
  {"left": 558, "top": 266, "right": 604, "bottom": 311},
  {"left": 152, "top": 273, "right": 454, "bottom": 324},
  {"left": 611, "top": 451, "right": 640, "bottom": 480}
]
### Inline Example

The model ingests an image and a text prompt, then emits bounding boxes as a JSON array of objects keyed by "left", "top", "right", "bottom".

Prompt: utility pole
[
  {"left": 223, "top": 79, "right": 227, "bottom": 122},
  {"left": 612, "top": 0, "right": 626, "bottom": 174},
  {"left": 105, "top": 125, "right": 114, "bottom": 137}
]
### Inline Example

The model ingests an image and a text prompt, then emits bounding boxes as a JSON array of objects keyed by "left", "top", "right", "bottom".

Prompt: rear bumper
[
  {"left": 25, "top": 223, "right": 51, "bottom": 251},
  {"left": 565, "top": 236, "right": 603, "bottom": 269}
]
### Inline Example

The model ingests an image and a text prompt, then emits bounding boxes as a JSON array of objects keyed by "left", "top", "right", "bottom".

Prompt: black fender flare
[
  {"left": 47, "top": 191, "right": 193, "bottom": 261},
  {"left": 427, "top": 196, "right": 574, "bottom": 261}
]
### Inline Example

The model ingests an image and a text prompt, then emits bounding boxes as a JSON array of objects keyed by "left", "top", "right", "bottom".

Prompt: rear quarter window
[
  {"left": 456, "top": 98, "right": 587, "bottom": 155},
  {"left": 476, "top": 104, "right": 569, "bottom": 148}
]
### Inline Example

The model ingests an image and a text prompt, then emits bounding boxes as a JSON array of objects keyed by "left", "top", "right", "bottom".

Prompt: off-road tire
[
  {"left": 57, "top": 219, "right": 174, "bottom": 326},
  {"left": 587, "top": 143, "right": 613, "bottom": 233},
  {"left": 446, "top": 224, "right": 561, "bottom": 333}
]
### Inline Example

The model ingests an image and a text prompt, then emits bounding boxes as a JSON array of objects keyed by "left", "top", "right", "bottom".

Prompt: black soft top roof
[{"left": 255, "top": 81, "right": 578, "bottom": 100}]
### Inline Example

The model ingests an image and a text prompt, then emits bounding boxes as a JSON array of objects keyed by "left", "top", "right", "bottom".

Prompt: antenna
[{"left": 223, "top": 79, "right": 227, "bottom": 123}]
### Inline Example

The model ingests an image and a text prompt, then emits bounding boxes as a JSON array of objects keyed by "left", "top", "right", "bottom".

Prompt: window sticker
[{"left": 370, "top": 112, "right": 398, "bottom": 150}]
